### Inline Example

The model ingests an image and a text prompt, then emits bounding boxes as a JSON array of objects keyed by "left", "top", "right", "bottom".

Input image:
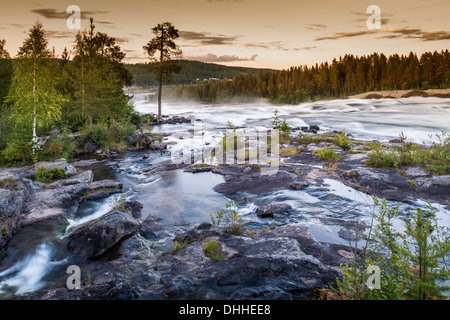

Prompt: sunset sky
[{"left": 0, "top": 0, "right": 449, "bottom": 69}]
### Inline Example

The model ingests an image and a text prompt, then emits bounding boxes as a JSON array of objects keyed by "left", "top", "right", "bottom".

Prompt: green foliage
[
  {"left": 113, "top": 193, "right": 129, "bottom": 212},
  {"left": 280, "top": 119, "right": 291, "bottom": 136},
  {"left": 333, "top": 198, "right": 450, "bottom": 300},
  {"left": 367, "top": 131, "right": 449, "bottom": 174},
  {"left": 35, "top": 166, "right": 67, "bottom": 183},
  {"left": 333, "top": 131, "right": 352, "bottom": 151},
  {"left": 272, "top": 109, "right": 282, "bottom": 129},
  {"left": 168, "top": 50, "right": 450, "bottom": 104},
  {"left": 81, "top": 124, "right": 113, "bottom": 151},
  {"left": 313, "top": 146, "right": 343, "bottom": 162},
  {"left": 173, "top": 240, "right": 188, "bottom": 252},
  {"left": 204, "top": 239, "right": 222, "bottom": 262},
  {"left": 296, "top": 133, "right": 334, "bottom": 145},
  {"left": 210, "top": 200, "right": 243, "bottom": 235}
]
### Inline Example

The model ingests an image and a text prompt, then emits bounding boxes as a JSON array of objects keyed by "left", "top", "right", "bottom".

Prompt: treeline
[
  {"left": 169, "top": 50, "right": 450, "bottom": 104},
  {"left": 0, "top": 20, "right": 140, "bottom": 165},
  {"left": 126, "top": 60, "right": 274, "bottom": 87}
]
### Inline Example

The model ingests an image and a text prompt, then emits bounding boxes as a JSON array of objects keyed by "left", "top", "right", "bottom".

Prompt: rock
[
  {"left": 127, "top": 131, "right": 154, "bottom": 149},
  {"left": 150, "top": 142, "right": 167, "bottom": 151},
  {"left": 67, "top": 201, "right": 143, "bottom": 259},
  {"left": 154, "top": 224, "right": 348, "bottom": 300},
  {"left": 49, "top": 170, "right": 94, "bottom": 188},
  {"left": 84, "top": 180, "right": 123, "bottom": 200},
  {"left": 213, "top": 167, "right": 308, "bottom": 195},
  {"left": 21, "top": 182, "right": 88, "bottom": 226},
  {"left": 84, "top": 142, "right": 100, "bottom": 154},
  {"left": 34, "top": 158, "right": 78, "bottom": 176},
  {"left": 256, "top": 203, "right": 292, "bottom": 218}
]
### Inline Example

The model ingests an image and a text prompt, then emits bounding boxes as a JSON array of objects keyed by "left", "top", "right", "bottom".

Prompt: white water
[
  {"left": 0, "top": 244, "right": 67, "bottom": 295},
  {"left": 133, "top": 94, "right": 450, "bottom": 144}
]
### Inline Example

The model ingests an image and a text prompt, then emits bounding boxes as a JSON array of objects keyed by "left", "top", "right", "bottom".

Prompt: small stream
[{"left": 1, "top": 96, "right": 449, "bottom": 297}]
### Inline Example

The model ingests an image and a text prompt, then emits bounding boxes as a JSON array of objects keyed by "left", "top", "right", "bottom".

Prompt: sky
[{"left": 0, "top": 0, "right": 449, "bottom": 69}]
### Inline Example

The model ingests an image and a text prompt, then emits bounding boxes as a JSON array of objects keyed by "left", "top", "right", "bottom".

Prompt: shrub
[
  {"left": 210, "top": 200, "right": 243, "bottom": 235},
  {"left": 333, "top": 198, "right": 450, "bottom": 300},
  {"left": 204, "top": 239, "right": 222, "bottom": 262},
  {"left": 366, "top": 131, "right": 449, "bottom": 175},
  {"left": 333, "top": 131, "right": 352, "bottom": 151},
  {"left": 81, "top": 124, "right": 113, "bottom": 151},
  {"left": 313, "top": 147, "right": 343, "bottom": 162},
  {"left": 35, "top": 166, "right": 67, "bottom": 183}
]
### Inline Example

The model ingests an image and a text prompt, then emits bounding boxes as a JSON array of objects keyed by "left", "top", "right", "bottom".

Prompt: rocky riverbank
[{"left": 1, "top": 127, "right": 449, "bottom": 300}]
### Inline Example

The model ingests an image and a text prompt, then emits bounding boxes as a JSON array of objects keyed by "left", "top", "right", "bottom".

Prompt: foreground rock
[
  {"left": 0, "top": 162, "right": 124, "bottom": 258},
  {"left": 23, "top": 222, "right": 356, "bottom": 300},
  {"left": 67, "top": 201, "right": 143, "bottom": 259}
]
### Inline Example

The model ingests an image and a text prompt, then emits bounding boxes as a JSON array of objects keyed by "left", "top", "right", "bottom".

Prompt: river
[{"left": 0, "top": 95, "right": 449, "bottom": 298}]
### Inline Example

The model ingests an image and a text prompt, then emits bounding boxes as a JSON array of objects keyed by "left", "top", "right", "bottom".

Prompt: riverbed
[{"left": 1, "top": 96, "right": 449, "bottom": 298}]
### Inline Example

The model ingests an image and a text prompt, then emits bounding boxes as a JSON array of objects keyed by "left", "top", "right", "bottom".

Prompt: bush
[
  {"left": 333, "top": 131, "right": 352, "bottom": 151},
  {"left": 35, "top": 166, "right": 68, "bottom": 183},
  {"left": 204, "top": 239, "right": 222, "bottom": 262},
  {"left": 366, "top": 132, "right": 449, "bottom": 174},
  {"left": 81, "top": 124, "right": 113, "bottom": 151},
  {"left": 313, "top": 146, "right": 343, "bottom": 162},
  {"left": 333, "top": 198, "right": 450, "bottom": 300},
  {"left": 210, "top": 200, "right": 243, "bottom": 235}
]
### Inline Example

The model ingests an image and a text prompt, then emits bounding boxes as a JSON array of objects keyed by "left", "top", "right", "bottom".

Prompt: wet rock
[
  {"left": 84, "top": 180, "right": 123, "bottom": 200},
  {"left": 256, "top": 203, "right": 292, "bottom": 218},
  {"left": 35, "top": 158, "right": 78, "bottom": 176},
  {"left": 67, "top": 201, "right": 143, "bottom": 259},
  {"left": 184, "top": 165, "right": 215, "bottom": 173},
  {"left": 150, "top": 142, "right": 167, "bottom": 151},
  {"left": 155, "top": 224, "right": 347, "bottom": 300},
  {"left": 127, "top": 131, "right": 154, "bottom": 149},
  {"left": 213, "top": 167, "right": 308, "bottom": 195}
]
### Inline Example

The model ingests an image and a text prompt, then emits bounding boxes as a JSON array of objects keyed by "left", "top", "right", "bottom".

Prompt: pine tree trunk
[{"left": 158, "top": 75, "right": 162, "bottom": 119}]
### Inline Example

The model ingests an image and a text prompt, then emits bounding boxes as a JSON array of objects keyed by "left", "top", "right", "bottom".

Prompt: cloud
[
  {"left": 44, "top": 30, "right": 76, "bottom": 39},
  {"left": 243, "top": 42, "right": 316, "bottom": 52},
  {"left": 314, "top": 28, "right": 450, "bottom": 42},
  {"left": 31, "top": 8, "right": 108, "bottom": 20},
  {"left": 305, "top": 24, "right": 327, "bottom": 30},
  {"left": 293, "top": 46, "right": 317, "bottom": 51},
  {"left": 179, "top": 31, "right": 238, "bottom": 45},
  {"left": 186, "top": 52, "right": 257, "bottom": 63}
]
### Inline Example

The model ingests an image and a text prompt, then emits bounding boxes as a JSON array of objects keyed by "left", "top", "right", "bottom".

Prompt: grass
[
  {"left": 313, "top": 147, "right": 343, "bottom": 162},
  {"left": 366, "top": 132, "right": 449, "bottom": 175},
  {"left": 35, "top": 166, "right": 68, "bottom": 183},
  {"left": 204, "top": 239, "right": 223, "bottom": 262},
  {"left": 279, "top": 146, "right": 302, "bottom": 157}
]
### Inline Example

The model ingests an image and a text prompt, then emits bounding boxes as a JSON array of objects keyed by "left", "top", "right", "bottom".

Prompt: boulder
[
  {"left": 213, "top": 167, "right": 308, "bottom": 195},
  {"left": 48, "top": 170, "right": 94, "bottom": 188},
  {"left": 67, "top": 201, "right": 143, "bottom": 259},
  {"left": 84, "top": 142, "right": 100, "bottom": 154},
  {"left": 256, "top": 203, "right": 292, "bottom": 218},
  {"left": 34, "top": 158, "right": 78, "bottom": 176}
]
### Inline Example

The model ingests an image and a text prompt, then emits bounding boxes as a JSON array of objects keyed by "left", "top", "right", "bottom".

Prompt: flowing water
[{"left": 1, "top": 95, "right": 449, "bottom": 297}]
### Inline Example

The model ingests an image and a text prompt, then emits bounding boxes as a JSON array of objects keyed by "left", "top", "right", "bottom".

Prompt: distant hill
[{"left": 125, "top": 60, "right": 275, "bottom": 87}]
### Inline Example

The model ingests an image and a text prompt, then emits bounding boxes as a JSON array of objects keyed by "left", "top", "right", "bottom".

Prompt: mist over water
[{"left": 133, "top": 94, "right": 450, "bottom": 144}]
